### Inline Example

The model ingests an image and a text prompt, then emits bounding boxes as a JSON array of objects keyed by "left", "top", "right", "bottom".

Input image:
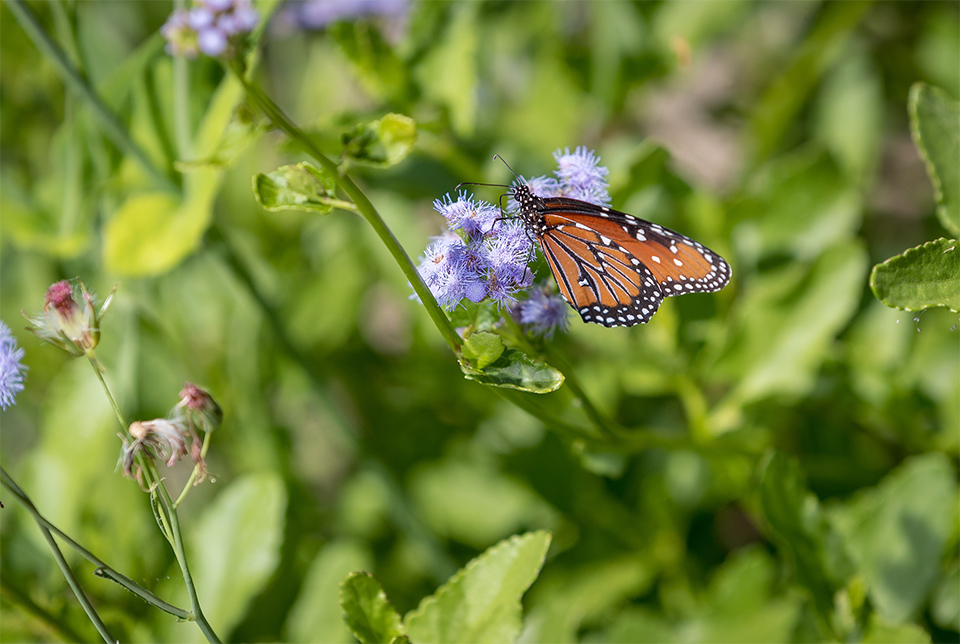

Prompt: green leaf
[
  {"left": 415, "top": 3, "right": 479, "bottom": 136},
  {"left": 862, "top": 615, "right": 932, "bottom": 644},
  {"left": 461, "top": 331, "right": 506, "bottom": 370},
  {"left": 759, "top": 453, "right": 847, "bottom": 631},
  {"left": 288, "top": 540, "right": 373, "bottom": 643},
  {"left": 342, "top": 113, "right": 417, "bottom": 168},
  {"left": 460, "top": 348, "right": 564, "bottom": 394},
  {"left": 828, "top": 453, "right": 958, "bottom": 624},
  {"left": 932, "top": 562, "right": 960, "bottom": 632},
  {"left": 909, "top": 83, "right": 960, "bottom": 235},
  {"left": 187, "top": 473, "right": 287, "bottom": 638},
  {"left": 404, "top": 531, "right": 552, "bottom": 644},
  {"left": 253, "top": 162, "right": 343, "bottom": 214},
  {"left": 339, "top": 572, "right": 405, "bottom": 644},
  {"left": 870, "top": 238, "right": 960, "bottom": 312},
  {"left": 329, "top": 21, "right": 407, "bottom": 100}
]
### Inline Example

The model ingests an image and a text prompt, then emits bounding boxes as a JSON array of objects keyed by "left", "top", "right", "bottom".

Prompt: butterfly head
[{"left": 510, "top": 183, "right": 547, "bottom": 232}]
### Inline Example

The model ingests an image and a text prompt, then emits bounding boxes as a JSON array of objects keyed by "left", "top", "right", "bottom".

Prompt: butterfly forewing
[{"left": 515, "top": 186, "right": 731, "bottom": 327}]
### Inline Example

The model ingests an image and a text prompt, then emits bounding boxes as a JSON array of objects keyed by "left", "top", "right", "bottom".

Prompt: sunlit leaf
[
  {"left": 342, "top": 113, "right": 417, "bottom": 168},
  {"left": 460, "top": 331, "right": 505, "bottom": 370},
  {"left": 339, "top": 572, "right": 405, "bottom": 644},
  {"left": 253, "top": 162, "right": 342, "bottom": 214},
  {"left": 460, "top": 348, "right": 564, "bottom": 394},
  {"left": 404, "top": 531, "right": 551, "bottom": 644},
  {"left": 870, "top": 238, "right": 960, "bottom": 312},
  {"left": 909, "top": 83, "right": 960, "bottom": 235}
]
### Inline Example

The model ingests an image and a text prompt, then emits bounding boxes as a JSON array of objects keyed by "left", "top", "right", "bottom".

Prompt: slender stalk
[
  {"left": 85, "top": 354, "right": 221, "bottom": 643},
  {"left": 174, "top": 432, "right": 212, "bottom": 508},
  {"left": 0, "top": 471, "right": 114, "bottom": 643},
  {"left": 226, "top": 62, "right": 462, "bottom": 353},
  {"left": 1, "top": 468, "right": 191, "bottom": 619},
  {"left": 6, "top": 0, "right": 177, "bottom": 191}
]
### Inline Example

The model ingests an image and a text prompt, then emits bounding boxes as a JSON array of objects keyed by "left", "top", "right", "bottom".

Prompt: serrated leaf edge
[
  {"left": 908, "top": 82, "right": 960, "bottom": 236},
  {"left": 869, "top": 237, "right": 960, "bottom": 312},
  {"left": 339, "top": 571, "right": 406, "bottom": 644},
  {"left": 403, "top": 531, "right": 552, "bottom": 633}
]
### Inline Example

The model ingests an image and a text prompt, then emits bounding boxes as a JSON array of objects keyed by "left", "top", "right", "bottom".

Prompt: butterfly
[{"left": 512, "top": 183, "right": 731, "bottom": 327}]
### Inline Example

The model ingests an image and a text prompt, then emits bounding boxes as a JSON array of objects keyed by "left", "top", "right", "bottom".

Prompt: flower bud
[
  {"left": 25, "top": 279, "right": 115, "bottom": 357},
  {"left": 175, "top": 382, "right": 223, "bottom": 434}
]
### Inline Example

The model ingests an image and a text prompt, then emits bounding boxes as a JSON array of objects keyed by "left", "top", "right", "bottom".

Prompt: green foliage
[
  {"left": 253, "top": 162, "right": 342, "bottom": 214},
  {"left": 910, "top": 83, "right": 960, "bottom": 235},
  {"left": 870, "top": 238, "right": 960, "bottom": 312},
  {"left": 2, "top": 2, "right": 958, "bottom": 643}
]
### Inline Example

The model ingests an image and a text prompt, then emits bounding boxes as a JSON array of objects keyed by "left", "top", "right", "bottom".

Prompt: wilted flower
[
  {"left": 0, "top": 321, "right": 27, "bottom": 409},
  {"left": 174, "top": 382, "right": 223, "bottom": 435},
  {"left": 25, "top": 279, "right": 114, "bottom": 357},
  {"left": 162, "top": 0, "right": 259, "bottom": 58},
  {"left": 121, "top": 419, "right": 191, "bottom": 484}
]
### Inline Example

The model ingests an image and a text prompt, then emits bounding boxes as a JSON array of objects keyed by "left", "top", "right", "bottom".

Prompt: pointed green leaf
[
  {"left": 909, "top": 83, "right": 960, "bottom": 235},
  {"left": 342, "top": 113, "right": 417, "bottom": 168},
  {"left": 403, "top": 531, "right": 552, "bottom": 644},
  {"left": 759, "top": 453, "right": 848, "bottom": 630},
  {"left": 828, "top": 453, "right": 958, "bottom": 624},
  {"left": 461, "top": 331, "right": 505, "bottom": 370},
  {"left": 339, "top": 572, "right": 405, "bottom": 644},
  {"left": 870, "top": 238, "right": 960, "bottom": 312},
  {"left": 460, "top": 348, "right": 564, "bottom": 394},
  {"left": 254, "top": 162, "right": 344, "bottom": 214}
]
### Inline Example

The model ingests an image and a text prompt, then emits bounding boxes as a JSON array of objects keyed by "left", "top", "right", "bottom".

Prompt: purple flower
[
  {"left": 292, "top": 0, "right": 410, "bottom": 29},
  {"left": 162, "top": 0, "right": 258, "bottom": 58},
  {"left": 518, "top": 287, "right": 569, "bottom": 339},
  {"left": 553, "top": 146, "right": 611, "bottom": 204},
  {"left": 0, "top": 321, "right": 26, "bottom": 409},
  {"left": 434, "top": 192, "right": 501, "bottom": 238}
]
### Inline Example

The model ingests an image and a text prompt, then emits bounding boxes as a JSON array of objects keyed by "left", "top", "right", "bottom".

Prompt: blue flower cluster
[
  {"left": 0, "top": 321, "right": 26, "bottom": 409},
  {"left": 417, "top": 193, "right": 534, "bottom": 310},
  {"left": 416, "top": 146, "right": 611, "bottom": 339},
  {"left": 162, "top": 0, "right": 259, "bottom": 58}
]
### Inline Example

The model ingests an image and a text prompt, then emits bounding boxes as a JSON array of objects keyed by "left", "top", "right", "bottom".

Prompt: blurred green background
[{"left": 1, "top": 1, "right": 958, "bottom": 642}]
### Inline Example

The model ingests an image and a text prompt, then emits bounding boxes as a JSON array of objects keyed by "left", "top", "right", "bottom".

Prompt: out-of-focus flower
[
  {"left": 0, "top": 321, "right": 26, "bottom": 409},
  {"left": 174, "top": 382, "right": 223, "bottom": 435},
  {"left": 25, "top": 279, "right": 114, "bottom": 357},
  {"left": 287, "top": 0, "right": 409, "bottom": 30},
  {"left": 517, "top": 287, "right": 569, "bottom": 339},
  {"left": 162, "top": 0, "right": 259, "bottom": 58}
]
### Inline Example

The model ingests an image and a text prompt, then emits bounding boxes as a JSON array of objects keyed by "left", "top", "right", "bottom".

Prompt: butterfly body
[{"left": 512, "top": 183, "right": 731, "bottom": 327}]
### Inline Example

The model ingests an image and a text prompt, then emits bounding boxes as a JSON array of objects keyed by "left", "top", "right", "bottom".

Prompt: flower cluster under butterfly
[{"left": 416, "top": 147, "right": 731, "bottom": 331}]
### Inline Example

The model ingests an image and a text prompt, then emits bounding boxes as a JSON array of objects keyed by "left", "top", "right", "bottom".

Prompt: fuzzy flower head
[
  {"left": 290, "top": 0, "right": 410, "bottom": 30},
  {"left": 509, "top": 146, "right": 611, "bottom": 209},
  {"left": 25, "top": 279, "right": 115, "bottom": 357},
  {"left": 120, "top": 419, "right": 191, "bottom": 485},
  {"left": 518, "top": 287, "right": 570, "bottom": 339},
  {"left": 163, "top": 0, "right": 259, "bottom": 58},
  {"left": 0, "top": 322, "right": 26, "bottom": 409},
  {"left": 414, "top": 194, "right": 534, "bottom": 311}
]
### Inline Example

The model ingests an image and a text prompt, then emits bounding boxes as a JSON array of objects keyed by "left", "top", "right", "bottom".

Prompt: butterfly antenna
[
  {"left": 455, "top": 181, "right": 511, "bottom": 191},
  {"left": 493, "top": 154, "right": 521, "bottom": 181}
]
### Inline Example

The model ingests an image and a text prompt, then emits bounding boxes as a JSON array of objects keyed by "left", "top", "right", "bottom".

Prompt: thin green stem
[
  {"left": 87, "top": 354, "right": 127, "bottom": 430},
  {"left": 1, "top": 468, "right": 191, "bottom": 620},
  {"left": 227, "top": 62, "right": 462, "bottom": 353},
  {"left": 173, "top": 432, "right": 212, "bottom": 508},
  {"left": 7, "top": 0, "right": 177, "bottom": 191},
  {"left": 0, "top": 470, "right": 114, "bottom": 643}
]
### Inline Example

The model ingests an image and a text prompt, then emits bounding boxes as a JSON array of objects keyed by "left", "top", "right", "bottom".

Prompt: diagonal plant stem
[
  {"left": 0, "top": 469, "right": 114, "bottom": 643},
  {"left": 0, "top": 467, "right": 191, "bottom": 619},
  {"left": 6, "top": 0, "right": 177, "bottom": 191},
  {"left": 226, "top": 61, "right": 462, "bottom": 354}
]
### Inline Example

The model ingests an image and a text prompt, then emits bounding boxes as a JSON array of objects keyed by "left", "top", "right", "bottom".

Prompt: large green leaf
[
  {"left": 759, "top": 453, "right": 849, "bottom": 631},
  {"left": 253, "top": 162, "right": 343, "bottom": 214},
  {"left": 339, "top": 572, "right": 405, "bottom": 644},
  {"left": 460, "top": 331, "right": 506, "bottom": 370},
  {"left": 909, "top": 83, "right": 960, "bottom": 235},
  {"left": 828, "top": 453, "right": 958, "bottom": 624},
  {"left": 404, "top": 531, "right": 552, "bottom": 644},
  {"left": 460, "top": 347, "right": 564, "bottom": 394},
  {"left": 287, "top": 540, "right": 373, "bottom": 643},
  {"left": 186, "top": 473, "right": 287, "bottom": 640},
  {"left": 870, "top": 238, "right": 960, "bottom": 312}
]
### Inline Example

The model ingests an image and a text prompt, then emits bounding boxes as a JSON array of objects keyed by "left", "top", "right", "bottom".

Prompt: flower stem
[
  {"left": 227, "top": 61, "right": 462, "bottom": 353},
  {"left": 0, "top": 467, "right": 191, "bottom": 619},
  {"left": 0, "top": 469, "right": 115, "bottom": 643},
  {"left": 174, "top": 432, "right": 212, "bottom": 508}
]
